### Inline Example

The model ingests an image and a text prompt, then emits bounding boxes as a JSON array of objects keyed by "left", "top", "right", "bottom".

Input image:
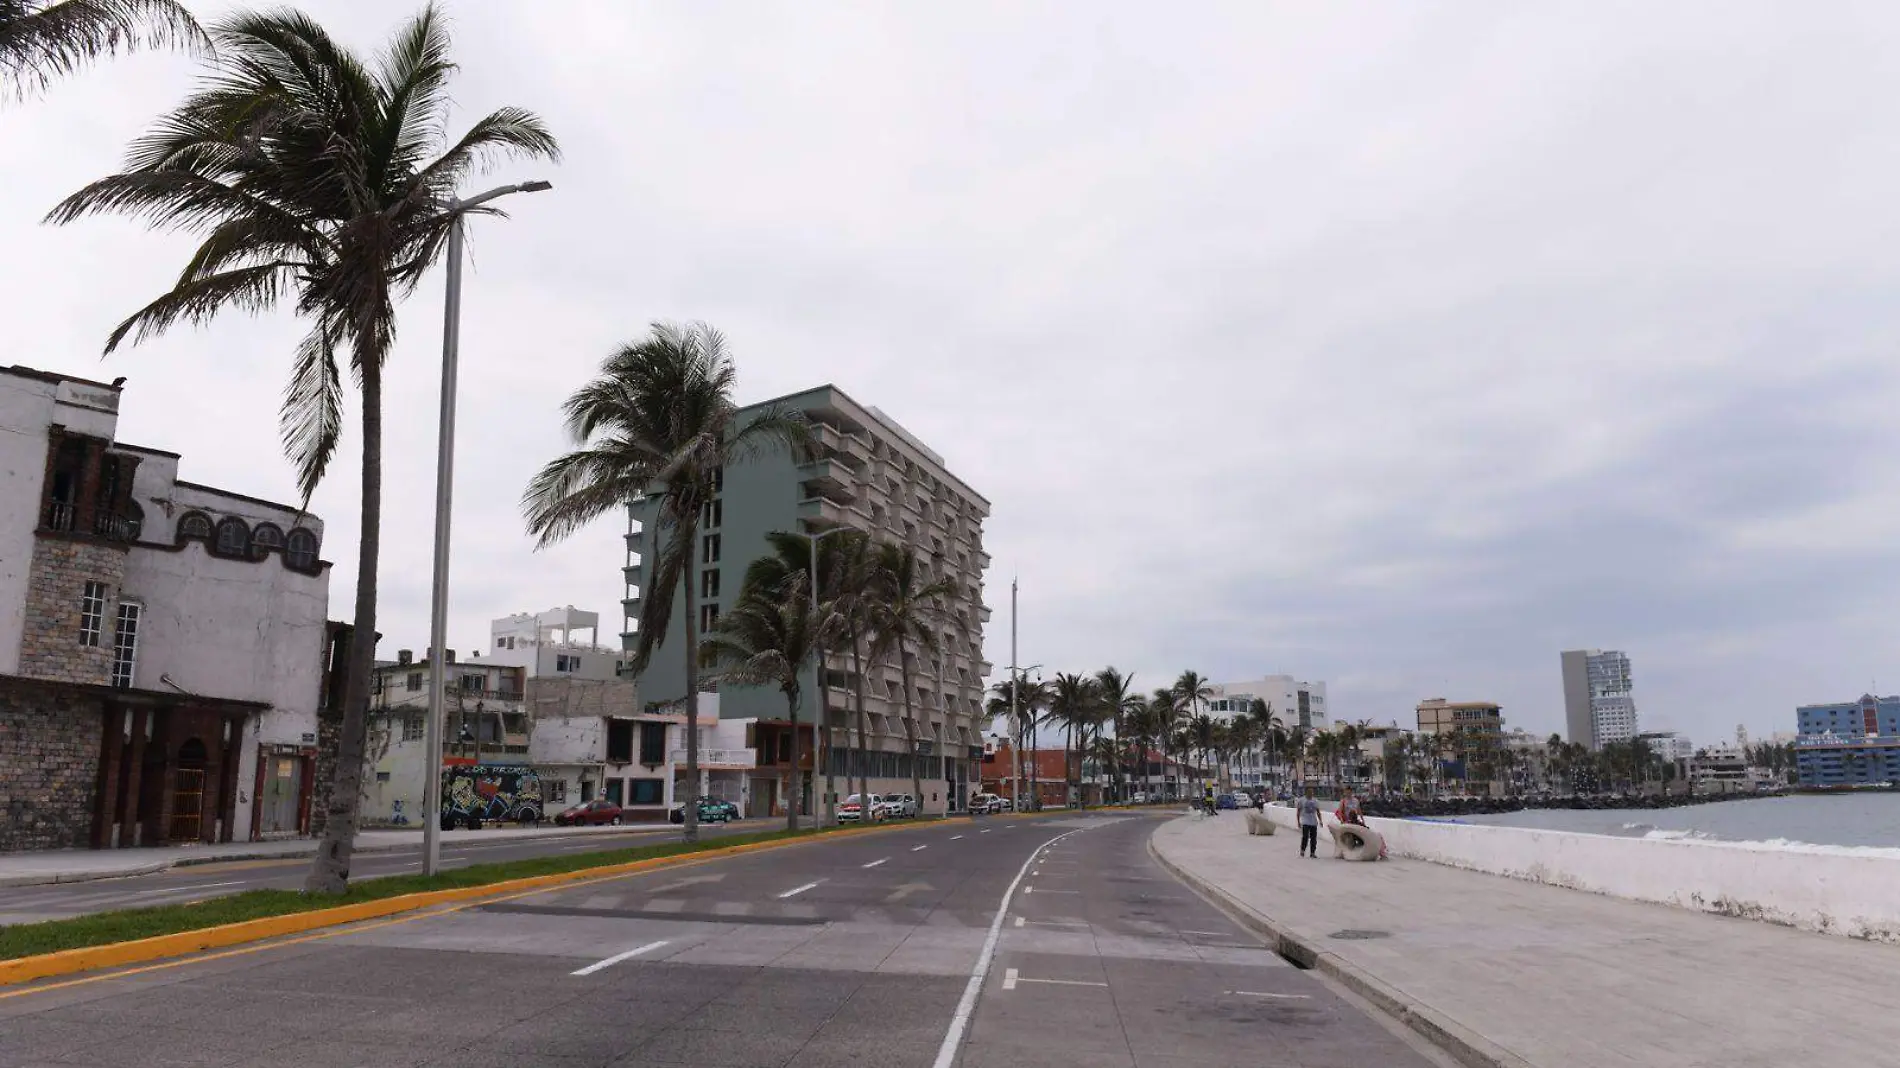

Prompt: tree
[
  {"left": 1151, "top": 688, "right": 1184, "bottom": 799},
  {"left": 1247, "top": 699, "right": 1282, "bottom": 789},
  {"left": 523, "top": 323, "right": 806, "bottom": 844},
  {"left": 50, "top": 6, "right": 558, "bottom": 892},
  {"left": 987, "top": 671, "right": 1051, "bottom": 806},
  {"left": 2, "top": 0, "right": 207, "bottom": 97},
  {"left": 1047, "top": 672, "right": 1099, "bottom": 805},
  {"left": 1093, "top": 668, "right": 1140, "bottom": 801},
  {"left": 699, "top": 560, "right": 817, "bottom": 832},
  {"left": 867, "top": 543, "right": 956, "bottom": 813}
]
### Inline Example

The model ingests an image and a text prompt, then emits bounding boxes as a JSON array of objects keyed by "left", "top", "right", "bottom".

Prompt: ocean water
[{"left": 1456, "top": 793, "right": 1900, "bottom": 856}]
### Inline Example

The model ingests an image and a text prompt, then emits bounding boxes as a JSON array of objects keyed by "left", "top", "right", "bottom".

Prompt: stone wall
[
  {"left": 0, "top": 679, "right": 104, "bottom": 851},
  {"left": 18, "top": 536, "right": 126, "bottom": 685}
]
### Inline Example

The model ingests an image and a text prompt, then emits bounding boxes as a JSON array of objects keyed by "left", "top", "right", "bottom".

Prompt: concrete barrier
[{"left": 1262, "top": 803, "right": 1900, "bottom": 942}]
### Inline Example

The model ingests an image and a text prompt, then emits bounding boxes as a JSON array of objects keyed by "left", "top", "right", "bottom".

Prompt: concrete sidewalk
[
  {"left": 0, "top": 821, "right": 703, "bottom": 888},
  {"left": 1153, "top": 813, "right": 1900, "bottom": 1068}
]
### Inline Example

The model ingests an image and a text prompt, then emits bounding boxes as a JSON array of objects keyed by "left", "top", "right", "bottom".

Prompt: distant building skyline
[{"left": 1561, "top": 649, "right": 1638, "bottom": 751}]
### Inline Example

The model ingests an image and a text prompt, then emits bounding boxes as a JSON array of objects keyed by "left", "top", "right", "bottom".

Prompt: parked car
[
  {"left": 880, "top": 794, "right": 918, "bottom": 818},
  {"left": 838, "top": 793, "right": 885, "bottom": 822},
  {"left": 970, "top": 792, "right": 1001, "bottom": 814},
  {"left": 553, "top": 799, "right": 623, "bottom": 827},
  {"left": 994, "top": 796, "right": 1014, "bottom": 812},
  {"left": 1216, "top": 793, "right": 1238, "bottom": 810},
  {"left": 669, "top": 796, "right": 738, "bottom": 824}
]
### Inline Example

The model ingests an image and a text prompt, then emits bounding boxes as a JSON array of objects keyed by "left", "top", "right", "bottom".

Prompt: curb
[
  {"left": 1146, "top": 826, "right": 1534, "bottom": 1068},
  {"left": 0, "top": 814, "right": 965, "bottom": 989},
  {"left": 0, "top": 864, "right": 171, "bottom": 889}
]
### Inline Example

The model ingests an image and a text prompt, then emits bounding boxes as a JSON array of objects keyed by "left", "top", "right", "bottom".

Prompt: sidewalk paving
[
  {"left": 1153, "top": 813, "right": 1900, "bottom": 1068},
  {"left": 0, "top": 820, "right": 720, "bottom": 889}
]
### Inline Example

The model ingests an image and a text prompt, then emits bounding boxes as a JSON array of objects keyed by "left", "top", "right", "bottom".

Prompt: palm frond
[
  {"left": 280, "top": 318, "right": 345, "bottom": 504},
  {"left": 2, "top": 0, "right": 210, "bottom": 96},
  {"left": 103, "top": 260, "right": 299, "bottom": 353}
]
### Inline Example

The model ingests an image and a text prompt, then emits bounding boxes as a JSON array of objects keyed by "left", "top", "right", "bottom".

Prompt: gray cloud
[{"left": 7, "top": 1, "right": 1900, "bottom": 746}]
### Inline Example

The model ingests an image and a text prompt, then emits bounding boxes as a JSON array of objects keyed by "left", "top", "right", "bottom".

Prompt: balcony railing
[
  {"left": 669, "top": 747, "right": 757, "bottom": 768},
  {"left": 94, "top": 511, "right": 141, "bottom": 542},
  {"left": 43, "top": 501, "right": 76, "bottom": 532}
]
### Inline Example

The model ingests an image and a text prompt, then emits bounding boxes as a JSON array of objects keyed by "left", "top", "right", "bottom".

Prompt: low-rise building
[
  {"left": 0, "top": 365, "right": 333, "bottom": 851},
  {"left": 362, "top": 652, "right": 529, "bottom": 824},
  {"left": 1795, "top": 694, "right": 1900, "bottom": 787},
  {"left": 1204, "top": 676, "right": 1330, "bottom": 731}
]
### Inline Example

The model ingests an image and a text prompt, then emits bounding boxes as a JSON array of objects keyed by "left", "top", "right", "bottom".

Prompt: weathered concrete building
[{"left": 0, "top": 365, "right": 332, "bottom": 850}]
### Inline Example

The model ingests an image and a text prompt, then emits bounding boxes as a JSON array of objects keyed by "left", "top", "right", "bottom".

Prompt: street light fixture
[{"left": 423, "top": 180, "right": 552, "bottom": 878}]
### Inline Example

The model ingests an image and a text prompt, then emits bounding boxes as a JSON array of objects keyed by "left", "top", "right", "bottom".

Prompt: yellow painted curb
[{"left": 0, "top": 818, "right": 937, "bottom": 989}]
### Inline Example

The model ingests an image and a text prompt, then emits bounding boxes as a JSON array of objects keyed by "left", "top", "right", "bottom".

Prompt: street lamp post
[
  {"left": 423, "top": 180, "right": 552, "bottom": 878},
  {"left": 808, "top": 525, "right": 851, "bottom": 828}
]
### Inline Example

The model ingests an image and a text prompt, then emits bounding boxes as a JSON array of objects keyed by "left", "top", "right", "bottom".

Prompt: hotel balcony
[{"left": 798, "top": 496, "right": 850, "bottom": 526}]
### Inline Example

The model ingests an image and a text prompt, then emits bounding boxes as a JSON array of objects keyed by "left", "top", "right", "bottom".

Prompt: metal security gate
[
  {"left": 168, "top": 768, "right": 205, "bottom": 842},
  {"left": 260, "top": 756, "right": 303, "bottom": 835}
]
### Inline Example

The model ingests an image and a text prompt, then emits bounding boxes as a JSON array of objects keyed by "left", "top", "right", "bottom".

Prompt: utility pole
[{"left": 1010, "top": 577, "right": 1020, "bottom": 811}]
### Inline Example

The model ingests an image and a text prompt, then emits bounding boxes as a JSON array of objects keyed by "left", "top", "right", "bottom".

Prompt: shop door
[{"left": 261, "top": 755, "right": 303, "bottom": 834}]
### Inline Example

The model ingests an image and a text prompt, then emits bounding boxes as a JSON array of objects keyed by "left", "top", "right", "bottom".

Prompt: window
[
  {"left": 711, "top": 466, "right": 725, "bottom": 493},
  {"left": 639, "top": 721, "right": 666, "bottom": 765},
  {"left": 546, "top": 780, "right": 567, "bottom": 804},
  {"left": 699, "top": 604, "right": 720, "bottom": 632},
  {"left": 496, "top": 637, "right": 505, "bottom": 648},
  {"left": 285, "top": 528, "right": 319, "bottom": 570},
  {"left": 702, "top": 533, "right": 721, "bottom": 563},
  {"left": 700, "top": 569, "right": 720, "bottom": 598},
  {"left": 556, "top": 654, "right": 578, "bottom": 673},
  {"left": 460, "top": 674, "right": 485, "bottom": 694},
  {"left": 604, "top": 779, "right": 624, "bottom": 805},
  {"left": 213, "top": 517, "right": 249, "bottom": 557},
  {"left": 607, "top": 718, "right": 635, "bottom": 763},
  {"left": 79, "top": 582, "right": 107, "bottom": 647},
  {"left": 406, "top": 672, "right": 423, "bottom": 692},
  {"left": 110, "top": 601, "right": 141, "bottom": 688},
  {"left": 250, "top": 522, "right": 285, "bottom": 560},
  {"left": 627, "top": 778, "right": 665, "bottom": 805},
  {"left": 503, "top": 713, "right": 527, "bottom": 735},
  {"left": 176, "top": 512, "right": 212, "bottom": 542},
  {"left": 701, "top": 499, "right": 723, "bottom": 528},
  {"left": 403, "top": 715, "right": 424, "bottom": 742}
]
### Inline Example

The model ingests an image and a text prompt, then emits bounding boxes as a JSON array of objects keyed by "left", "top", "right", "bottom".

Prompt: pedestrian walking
[{"left": 1296, "top": 787, "right": 1321, "bottom": 858}]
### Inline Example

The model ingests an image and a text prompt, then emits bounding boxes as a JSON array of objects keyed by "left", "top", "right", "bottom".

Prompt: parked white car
[
  {"left": 839, "top": 793, "right": 885, "bottom": 821},
  {"left": 879, "top": 794, "right": 918, "bottom": 818}
]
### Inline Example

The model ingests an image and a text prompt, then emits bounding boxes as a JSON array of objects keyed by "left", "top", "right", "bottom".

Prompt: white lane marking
[
  {"left": 930, "top": 824, "right": 1090, "bottom": 1068},
  {"left": 911, "top": 845, "right": 928, "bottom": 852},
  {"left": 1183, "top": 929, "right": 1230, "bottom": 936},
  {"left": 777, "top": 881, "right": 822, "bottom": 899},
  {"left": 1002, "top": 967, "right": 1019, "bottom": 990},
  {"left": 950, "top": 835, "right": 964, "bottom": 841},
  {"left": 1016, "top": 976, "right": 1109, "bottom": 988},
  {"left": 1014, "top": 916, "right": 1024, "bottom": 927},
  {"left": 862, "top": 858, "right": 889, "bottom": 869},
  {"left": 134, "top": 880, "right": 245, "bottom": 896},
  {"left": 1022, "top": 885, "right": 1032, "bottom": 895},
  {"left": 1229, "top": 990, "right": 1312, "bottom": 1000},
  {"left": 571, "top": 939, "right": 669, "bottom": 976},
  {"left": 979, "top": 829, "right": 991, "bottom": 834}
]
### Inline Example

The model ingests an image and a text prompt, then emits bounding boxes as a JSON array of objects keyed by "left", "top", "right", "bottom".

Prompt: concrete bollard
[
  {"left": 1244, "top": 810, "right": 1276, "bottom": 836},
  {"left": 1330, "top": 822, "right": 1383, "bottom": 861}
]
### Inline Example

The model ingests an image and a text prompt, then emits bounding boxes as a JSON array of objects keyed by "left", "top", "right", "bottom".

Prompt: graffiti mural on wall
[{"left": 441, "top": 763, "right": 543, "bottom": 828}]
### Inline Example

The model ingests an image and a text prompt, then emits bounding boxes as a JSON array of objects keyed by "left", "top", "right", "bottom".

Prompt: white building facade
[
  {"left": 1562, "top": 648, "right": 1639, "bottom": 750},
  {"left": 0, "top": 365, "right": 331, "bottom": 851},
  {"left": 1204, "top": 676, "right": 1330, "bottom": 732}
]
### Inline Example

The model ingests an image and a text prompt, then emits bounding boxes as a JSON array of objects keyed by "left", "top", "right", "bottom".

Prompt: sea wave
[{"left": 1640, "top": 828, "right": 1900, "bottom": 859}]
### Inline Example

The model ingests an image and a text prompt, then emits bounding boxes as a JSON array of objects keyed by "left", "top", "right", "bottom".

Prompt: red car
[{"left": 554, "top": 799, "right": 623, "bottom": 826}]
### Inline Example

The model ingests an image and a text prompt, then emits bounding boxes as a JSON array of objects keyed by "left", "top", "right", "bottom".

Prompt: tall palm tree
[
  {"left": 987, "top": 671, "right": 1051, "bottom": 807},
  {"left": 1047, "top": 672, "right": 1098, "bottom": 806},
  {"left": 1093, "top": 667, "right": 1139, "bottom": 801},
  {"left": 867, "top": 543, "right": 957, "bottom": 812},
  {"left": 1151, "top": 688, "right": 1183, "bottom": 799},
  {"left": 50, "top": 6, "right": 558, "bottom": 893},
  {"left": 1247, "top": 699, "right": 1282, "bottom": 789},
  {"left": 523, "top": 323, "right": 806, "bottom": 844},
  {"left": 1186, "top": 712, "right": 1218, "bottom": 792},
  {"left": 699, "top": 561, "right": 817, "bottom": 832},
  {"left": 2, "top": 0, "right": 207, "bottom": 97},
  {"left": 1173, "top": 671, "right": 1214, "bottom": 724}
]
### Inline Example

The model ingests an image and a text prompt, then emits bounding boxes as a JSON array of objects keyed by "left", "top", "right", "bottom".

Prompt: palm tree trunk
[
  {"left": 851, "top": 635, "right": 869, "bottom": 814},
  {"left": 900, "top": 648, "right": 923, "bottom": 812},
  {"left": 785, "top": 687, "right": 801, "bottom": 832},
  {"left": 680, "top": 529, "right": 700, "bottom": 843},
  {"left": 305, "top": 362, "right": 382, "bottom": 894}
]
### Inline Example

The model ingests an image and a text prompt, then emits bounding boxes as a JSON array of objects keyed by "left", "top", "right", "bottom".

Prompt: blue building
[{"left": 1795, "top": 695, "right": 1900, "bottom": 786}]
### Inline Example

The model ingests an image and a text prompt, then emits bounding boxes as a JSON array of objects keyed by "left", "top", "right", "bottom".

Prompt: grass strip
[{"left": 0, "top": 825, "right": 833, "bottom": 962}]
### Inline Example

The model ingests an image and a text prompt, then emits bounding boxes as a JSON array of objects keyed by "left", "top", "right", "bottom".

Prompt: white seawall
[{"left": 1262, "top": 803, "right": 1900, "bottom": 942}]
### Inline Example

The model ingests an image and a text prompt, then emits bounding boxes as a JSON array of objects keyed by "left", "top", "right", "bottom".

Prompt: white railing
[{"left": 669, "top": 747, "right": 757, "bottom": 768}]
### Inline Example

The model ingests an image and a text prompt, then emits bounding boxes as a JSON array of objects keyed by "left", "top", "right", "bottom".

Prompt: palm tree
[
  {"left": 699, "top": 564, "right": 817, "bottom": 831},
  {"left": 1093, "top": 668, "right": 1140, "bottom": 801},
  {"left": 1047, "top": 672, "right": 1098, "bottom": 805},
  {"left": 987, "top": 671, "right": 1051, "bottom": 807},
  {"left": 2, "top": 0, "right": 207, "bottom": 97},
  {"left": 51, "top": 6, "right": 558, "bottom": 893},
  {"left": 1151, "top": 688, "right": 1184, "bottom": 799},
  {"left": 1247, "top": 699, "right": 1282, "bottom": 789},
  {"left": 867, "top": 543, "right": 957, "bottom": 813},
  {"left": 1186, "top": 712, "right": 1218, "bottom": 793},
  {"left": 523, "top": 323, "right": 806, "bottom": 844}
]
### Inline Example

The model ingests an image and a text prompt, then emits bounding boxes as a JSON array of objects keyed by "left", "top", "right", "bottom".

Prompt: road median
[{"left": 0, "top": 816, "right": 954, "bottom": 988}]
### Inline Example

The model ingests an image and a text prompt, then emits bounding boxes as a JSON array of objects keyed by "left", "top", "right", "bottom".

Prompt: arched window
[
  {"left": 213, "top": 517, "right": 250, "bottom": 557},
  {"left": 177, "top": 512, "right": 212, "bottom": 543},
  {"left": 250, "top": 522, "right": 285, "bottom": 560},
  {"left": 286, "top": 528, "right": 319, "bottom": 570}
]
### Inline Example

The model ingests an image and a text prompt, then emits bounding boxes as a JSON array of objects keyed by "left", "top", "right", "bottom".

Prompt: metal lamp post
[
  {"left": 422, "top": 180, "right": 552, "bottom": 878},
  {"left": 808, "top": 525, "right": 851, "bottom": 828}
]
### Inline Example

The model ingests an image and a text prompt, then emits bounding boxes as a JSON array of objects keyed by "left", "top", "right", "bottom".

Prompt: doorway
[
  {"left": 260, "top": 754, "right": 304, "bottom": 835},
  {"left": 169, "top": 737, "right": 208, "bottom": 842}
]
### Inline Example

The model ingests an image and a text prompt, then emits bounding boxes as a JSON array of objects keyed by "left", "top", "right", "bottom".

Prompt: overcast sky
[{"left": 7, "top": 1, "right": 1900, "bottom": 745}]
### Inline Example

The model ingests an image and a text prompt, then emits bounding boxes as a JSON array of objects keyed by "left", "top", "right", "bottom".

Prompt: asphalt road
[
  {"left": 0, "top": 813, "right": 1454, "bottom": 1067},
  {"left": 0, "top": 819, "right": 782, "bottom": 926}
]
